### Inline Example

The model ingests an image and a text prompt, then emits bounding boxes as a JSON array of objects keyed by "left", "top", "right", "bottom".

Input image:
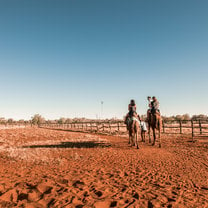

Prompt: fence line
[
  {"left": 0, "top": 123, "right": 31, "bottom": 129},
  {"left": 40, "top": 121, "right": 127, "bottom": 135},
  {"left": 40, "top": 119, "right": 208, "bottom": 138}
]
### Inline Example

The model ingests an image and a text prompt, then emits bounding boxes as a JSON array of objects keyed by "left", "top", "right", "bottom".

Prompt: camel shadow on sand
[{"left": 22, "top": 141, "right": 111, "bottom": 149}]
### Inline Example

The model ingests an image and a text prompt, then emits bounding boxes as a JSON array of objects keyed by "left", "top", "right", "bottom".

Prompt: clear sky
[{"left": 0, "top": 0, "right": 208, "bottom": 120}]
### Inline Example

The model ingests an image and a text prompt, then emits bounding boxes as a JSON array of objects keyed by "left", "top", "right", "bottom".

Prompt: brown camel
[
  {"left": 126, "top": 117, "right": 140, "bottom": 149},
  {"left": 147, "top": 111, "right": 162, "bottom": 148}
]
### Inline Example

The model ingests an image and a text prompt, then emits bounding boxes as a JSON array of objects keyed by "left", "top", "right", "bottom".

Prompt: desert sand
[{"left": 0, "top": 127, "right": 207, "bottom": 208}]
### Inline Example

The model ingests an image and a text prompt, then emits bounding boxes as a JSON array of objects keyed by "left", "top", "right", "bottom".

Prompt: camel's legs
[
  {"left": 152, "top": 128, "right": 156, "bottom": 146},
  {"left": 129, "top": 133, "right": 133, "bottom": 146},
  {"left": 126, "top": 124, "right": 131, "bottom": 144},
  {"left": 141, "top": 131, "right": 143, "bottom": 142},
  {"left": 129, "top": 133, "right": 131, "bottom": 145},
  {"left": 131, "top": 135, "right": 135, "bottom": 146},
  {"left": 129, "top": 129, "right": 134, "bottom": 146},
  {"left": 141, "top": 131, "right": 146, "bottom": 142},
  {"left": 148, "top": 124, "right": 151, "bottom": 143},
  {"left": 158, "top": 122, "right": 161, "bottom": 148},
  {"left": 136, "top": 130, "right": 139, "bottom": 149},
  {"left": 132, "top": 121, "right": 136, "bottom": 146},
  {"left": 159, "top": 132, "right": 161, "bottom": 148}
]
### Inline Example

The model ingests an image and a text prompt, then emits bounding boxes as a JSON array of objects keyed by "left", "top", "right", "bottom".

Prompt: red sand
[{"left": 0, "top": 127, "right": 207, "bottom": 208}]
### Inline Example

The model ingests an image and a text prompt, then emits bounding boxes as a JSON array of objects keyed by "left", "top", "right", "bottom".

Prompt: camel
[
  {"left": 126, "top": 117, "right": 140, "bottom": 149},
  {"left": 147, "top": 111, "right": 162, "bottom": 148}
]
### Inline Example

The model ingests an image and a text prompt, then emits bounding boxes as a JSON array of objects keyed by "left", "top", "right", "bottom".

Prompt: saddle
[
  {"left": 147, "top": 111, "right": 160, "bottom": 123},
  {"left": 125, "top": 114, "right": 140, "bottom": 130}
]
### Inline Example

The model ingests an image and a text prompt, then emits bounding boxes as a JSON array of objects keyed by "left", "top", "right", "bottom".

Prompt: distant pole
[{"left": 101, "top": 101, "right": 104, "bottom": 119}]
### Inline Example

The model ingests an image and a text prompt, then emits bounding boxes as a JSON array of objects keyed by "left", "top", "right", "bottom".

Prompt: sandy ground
[{"left": 0, "top": 127, "right": 207, "bottom": 208}]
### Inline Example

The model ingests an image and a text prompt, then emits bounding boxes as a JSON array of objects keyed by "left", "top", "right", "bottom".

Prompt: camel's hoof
[
  {"left": 159, "top": 144, "right": 161, "bottom": 148},
  {"left": 137, "top": 146, "right": 139, "bottom": 149},
  {"left": 152, "top": 143, "right": 155, "bottom": 146}
]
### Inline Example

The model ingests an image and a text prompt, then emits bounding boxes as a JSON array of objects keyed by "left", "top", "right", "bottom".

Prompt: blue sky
[{"left": 0, "top": 0, "right": 208, "bottom": 120}]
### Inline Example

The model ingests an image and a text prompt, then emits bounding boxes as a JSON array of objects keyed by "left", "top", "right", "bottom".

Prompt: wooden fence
[
  {"left": 0, "top": 123, "right": 31, "bottom": 129},
  {"left": 162, "top": 120, "right": 208, "bottom": 137},
  {"left": 40, "top": 119, "right": 208, "bottom": 138},
  {"left": 40, "top": 121, "right": 126, "bottom": 135}
]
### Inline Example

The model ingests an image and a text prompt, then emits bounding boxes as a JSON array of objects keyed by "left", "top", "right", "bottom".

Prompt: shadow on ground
[{"left": 22, "top": 141, "right": 111, "bottom": 149}]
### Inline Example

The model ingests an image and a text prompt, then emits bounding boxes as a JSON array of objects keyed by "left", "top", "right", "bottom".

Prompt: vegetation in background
[{"left": 0, "top": 114, "right": 207, "bottom": 125}]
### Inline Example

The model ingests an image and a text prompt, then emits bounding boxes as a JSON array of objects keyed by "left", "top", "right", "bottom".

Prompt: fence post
[
  {"left": 162, "top": 120, "right": 165, "bottom": 133},
  {"left": 179, "top": 120, "right": 182, "bottom": 134},
  {"left": 109, "top": 122, "right": 111, "bottom": 134},
  {"left": 102, "top": 123, "right": 105, "bottom": 132},
  {"left": 117, "top": 122, "right": 120, "bottom": 132},
  {"left": 191, "top": 120, "right": 194, "bottom": 141},
  {"left": 199, "top": 120, "right": 202, "bottom": 135}
]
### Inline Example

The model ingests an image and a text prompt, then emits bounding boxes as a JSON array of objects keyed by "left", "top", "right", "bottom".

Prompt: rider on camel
[
  {"left": 151, "top": 96, "right": 160, "bottom": 114},
  {"left": 147, "top": 96, "right": 152, "bottom": 120},
  {"left": 125, "top": 99, "right": 140, "bottom": 124},
  {"left": 128, "top": 99, "right": 137, "bottom": 117},
  {"left": 147, "top": 96, "right": 160, "bottom": 121}
]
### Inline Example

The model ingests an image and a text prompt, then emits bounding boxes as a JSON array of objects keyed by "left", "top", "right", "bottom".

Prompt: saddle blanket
[{"left": 132, "top": 117, "right": 140, "bottom": 122}]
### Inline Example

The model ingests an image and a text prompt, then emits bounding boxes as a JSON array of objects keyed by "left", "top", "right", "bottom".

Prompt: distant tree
[
  {"left": 65, "top": 118, "right": 72, "bottom": 123},
  {"left": 31, "top": 114, "right": 45, "bottom": 125},
  {"left": 58, "top": 117, "right": 66, "bottom": 124},
  {"left": 72, "top": 118, "right": 80, "bottom": 123},
  {"left": 7, "top": 118, "right": 14, "bottom": 124},
  {"left": 167, "top": 116, "right": 176, "bottom": 121},
  {"left": 46, "top": 120, "right": 56, "bottom": 124},
  {"left": 182, "top": 114, "right": 191, "bottom": 120},
  {"left": 192, "top": 114, "right": 208, "bottom": 120},
  {"left": 175, "top": 115, "right": 182, "bottom": 121},
  {"left": 0, "top": 117, "right": 6, "bottom": 124}
]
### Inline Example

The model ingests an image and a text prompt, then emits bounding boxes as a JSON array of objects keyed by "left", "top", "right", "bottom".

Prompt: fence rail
[
  {"left": 0, "top": 123, "right": 31, "bottom": 129},
  {"left": 40, "top": 119, "right": 208, "bottom": 138},
  {"left": 162, "top": 120, "right": 208, "bottom": 139},
  {"left": 40, "top": 121, "right": 127, "bottom": 135}
]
